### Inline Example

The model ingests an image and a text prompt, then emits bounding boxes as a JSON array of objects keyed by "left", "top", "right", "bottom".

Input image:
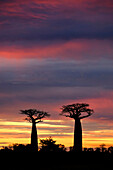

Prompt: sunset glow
[{"left": 0, "top": 0, "right": 113, "bottom": 149}]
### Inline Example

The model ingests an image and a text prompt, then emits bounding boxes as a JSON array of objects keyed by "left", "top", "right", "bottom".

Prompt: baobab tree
[
  {"left": 20, "top": 109, "right": 50, "bottom": 151},
  {"left": 60, "top": 103, "right": 94, "bottom": 152}
]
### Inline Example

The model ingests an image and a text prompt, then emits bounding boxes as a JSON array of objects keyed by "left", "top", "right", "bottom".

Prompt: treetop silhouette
[
  {"left": 20, "top": 109, "right": 50, "bottom": 151},
  {"left": 40, "top": 137, "right": 66, "bottom": 152},
  {"left": 20, "top": 109, "right": 50, "bottom": 123},
  {"left": 60, "top": 103, "right": 94, "bottom": 152},
  {"left": 61, "top": 103, "right": 93, "bottom": 119}
]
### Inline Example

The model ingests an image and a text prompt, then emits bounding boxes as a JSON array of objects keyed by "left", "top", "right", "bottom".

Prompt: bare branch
[
  {"left": 25, "top": 117, "right": 32, "bottom": 123},
  {"left": 79, "top": 109, "right": 94, "bottom": 119},
  {"left": 79, "top": 114, "right": 90, "bottom": 119}
]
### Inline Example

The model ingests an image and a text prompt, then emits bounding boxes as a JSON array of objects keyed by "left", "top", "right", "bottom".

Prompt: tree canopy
[
  {"left": 39, "top": 137, "right": 66, "bottom": 152},
  {"left": 20, "top": 109, "right": 50, "bottom": 123},
  {"left": 60, "top": 103, "right": 94, "bottom": 119}
]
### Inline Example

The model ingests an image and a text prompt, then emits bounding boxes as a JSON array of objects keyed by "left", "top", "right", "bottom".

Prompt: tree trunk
[
  {"left": 31, "top": 121, "right": 38, "bottom": 151},
  {"left": 74, "top": 118, "right": 82, "bottom": 152}
]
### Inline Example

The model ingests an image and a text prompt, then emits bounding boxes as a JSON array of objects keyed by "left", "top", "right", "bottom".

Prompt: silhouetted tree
[
  {"left": 95, "top": 147, "right": 101, "bottom": 152},
  {"left": 108, "top": 146, "right": 113, "bottom": 154},
  {"left": 60, "top": 103, "right": 93, "bottom": 152},
  {"left": 0, "top": 146, "right": 12, "bottom": 152},
  {"left": 1, "top": 144, "right": 33, "bottom": 152},
  {"left": 39, "top": 137, "right": 66, "bottom": 152},
  {"left": 20, "top": 109, "right": 50, "bottom": 151},
  {"left": 100, "top": 144, "right": 106, "bottom": 152}
]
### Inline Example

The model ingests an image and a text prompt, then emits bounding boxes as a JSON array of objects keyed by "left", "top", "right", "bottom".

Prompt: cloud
[
  {"left": 0, "top": 57, "right": 113, "bottom": 88},
  {"left": 0, "top": 0, "right": 113, "bottom": 42},
  {"left": 0, "top": 39, "right": 113, "bottom": 61}
]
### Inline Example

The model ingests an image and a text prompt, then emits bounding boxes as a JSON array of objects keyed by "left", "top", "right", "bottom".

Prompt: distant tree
[
  {"left": 20, "top": 109, "right": 50, "bottom": 151},
  {"left": 83, "top": 148, "right": 88, "bottom": 152},
  {"left": 108, "top": 146, "right": 113, "bottom": 154},
  {"left": 39, "top": 137, "right": 66, "bottom": 152},
  {"left": 87, "top": 148, "right": 94, "bottom": 152},
  {"left": 95, "top": 147, "right": 101, "bottom": 152},
  {"left": 60, "top": 103, "right": 94, "bottom": 152},
  {"left": 100, "top": 144, "right": 106, "bottom": 152},
  {"left": 1, "top": 144, "right": 33, "bottom": 152},
  {"left": 0, "top": 146, "right": 12, "bottom": 152}
]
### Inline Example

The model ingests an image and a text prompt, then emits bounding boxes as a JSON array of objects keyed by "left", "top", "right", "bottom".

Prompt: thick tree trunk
[
  {"left": 74, "top": 118, "right": 82, "bottom": 152},
  {"left": 31, "top": 121, "right": 38, "bottom": 151}
]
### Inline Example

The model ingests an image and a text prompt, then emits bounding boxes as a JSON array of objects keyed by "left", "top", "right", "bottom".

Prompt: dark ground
[{"left": 1, "top": 152, "right": 113, "bottom": 170}]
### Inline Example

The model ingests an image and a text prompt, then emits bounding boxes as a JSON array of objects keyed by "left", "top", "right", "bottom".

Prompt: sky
[{"left": 0, "top": 0, "right": 113, "bottom": 149}]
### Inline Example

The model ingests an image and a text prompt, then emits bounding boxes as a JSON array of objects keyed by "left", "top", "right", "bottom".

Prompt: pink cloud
[
  {"left": 1, "top": 0, "right": 113, "bottom": 21},
  {"left": 0, "top": 39, "right": 113, "bottom": 60}
]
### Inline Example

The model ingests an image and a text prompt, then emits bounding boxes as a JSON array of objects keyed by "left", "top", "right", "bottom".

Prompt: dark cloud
[
  {"left": 0, "top": 0, "right": 113, "bottom": 42},
  {"left": 1, "top": 59, "right": 113, "bottom": 88},
  {"left": 0, "top": 0, "right": 14, "bottom": 3},
  {"left": 0, "top": 59, "right": 113, "bottom": 88},
  {"left": 0, "top": 17, "right": 113, "bottom": 42},
  {"left": 0, "top": 59, "right": 113, "bottom": 108}
]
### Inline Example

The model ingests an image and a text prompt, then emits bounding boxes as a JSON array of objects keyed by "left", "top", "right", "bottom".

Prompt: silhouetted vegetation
[
  {"left": 0, "top": 143, "right": 113, "bottom": 170},
  {"left": 39, "top": 136, "right": 66, "bottom": 152},
  {"left": 1, "top": 140, "right": 113, "bottom": 154},
  {"left": 60, "top": 103, "right": 93, "bottom": 152},
  {"left": 20, "top": 109, "right": 50, "bottom": 151},
  {"left": 1, "top": 105, "right": 113, "bottom": 170},
  {"left": 0, "top": 140, "right": 113, "bottom": 170},
  {"left": 0, "top": 137, "right": 66, "bottom": 152},
  {"left": 0, "top": 143, "right": 32, "bottom": 152}
]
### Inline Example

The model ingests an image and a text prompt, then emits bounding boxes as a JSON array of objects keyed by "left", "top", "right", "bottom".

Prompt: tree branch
[
  {"left": 36, "top": 120, "right": 43, "bottom": 123},
  {"left": 60, "top": 103, "right": 94, "bottom": 120},
  {"left": 79, "top": 114, "right": 91, "bottom": 119},
  {"left": 20, "top": 109, "right": 50, "bottom": 123}
]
